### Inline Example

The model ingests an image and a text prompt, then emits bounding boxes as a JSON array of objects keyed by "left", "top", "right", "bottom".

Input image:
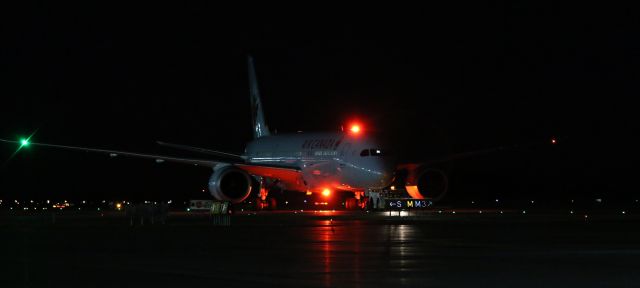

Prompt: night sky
[{"left": 0, "top": 3, "right": 634, "bottom": 205}]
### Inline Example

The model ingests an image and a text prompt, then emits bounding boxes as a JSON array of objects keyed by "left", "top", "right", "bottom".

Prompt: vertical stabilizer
[{"left": 248, "top": 56, "right": 271, "bottom": 139}]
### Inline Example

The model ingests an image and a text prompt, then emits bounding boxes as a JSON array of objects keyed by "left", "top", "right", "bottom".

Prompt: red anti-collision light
[{"left": 350, "top": 124, "right": 361, "bottom": 134}]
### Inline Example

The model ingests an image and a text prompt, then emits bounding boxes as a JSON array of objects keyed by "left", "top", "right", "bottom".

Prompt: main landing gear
[
  {"left": 255, "top": 185, "right": 277, "bottom": 210},
  {"left": 345, "top": 192, "right": 367, "bottom": 210}
]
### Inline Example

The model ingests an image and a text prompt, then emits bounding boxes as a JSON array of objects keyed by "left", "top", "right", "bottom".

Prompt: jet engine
[
  {"left": 208, "top": 165, "right": 253, "bottom": 203},
  {"left": 404, "top": 167, "right": 449, "bottom": 202}
]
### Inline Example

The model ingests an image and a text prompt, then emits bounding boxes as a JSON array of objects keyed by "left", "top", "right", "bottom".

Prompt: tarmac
[{"left": 1, "top": 209, "right": 639, "bottom": 287}]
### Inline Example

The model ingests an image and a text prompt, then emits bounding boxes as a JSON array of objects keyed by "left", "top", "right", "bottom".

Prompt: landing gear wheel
[
  {"left": 268, "top": 197, "right": 277, "bottom": 210},
  {"left": 255, "top": 198, "right": 268, "bottom": 211},
  {"left": 345, "top": 198, "right": 357, "bottom": 210}
]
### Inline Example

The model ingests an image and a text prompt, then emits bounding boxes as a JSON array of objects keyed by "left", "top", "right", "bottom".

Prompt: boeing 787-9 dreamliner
[{"left": 1, "top": 56, "right": 451, "bottom": 209}]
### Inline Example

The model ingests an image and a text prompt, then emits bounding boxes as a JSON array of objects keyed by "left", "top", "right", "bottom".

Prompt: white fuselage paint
[{"left": 244, "top": 132, "right": 394, "bottom": 193}]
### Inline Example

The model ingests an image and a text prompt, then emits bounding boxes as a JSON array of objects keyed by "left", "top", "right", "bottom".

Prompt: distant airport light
[
  {"left": 551, "top": 138, "right": 557, "bottom": 144},
  {"left": 20, "top": 138, "right": 29, "bottom": 147},
  {"left": 322, "top": 188, "right": 331, "bottom": 197}
]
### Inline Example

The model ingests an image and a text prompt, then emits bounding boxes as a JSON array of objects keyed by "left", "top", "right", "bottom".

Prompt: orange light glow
[
  {"left": 350, "top": 124, "right": 361, "bottom": 134},
  {"left": 306, "top": 191, "right": 313, "bottom": 195},
  {"left": 405, "top": 185, "right": 424, "bottom": 199},
  {"left": 322, "top": 188, "right": 331, "bottom": 197}
]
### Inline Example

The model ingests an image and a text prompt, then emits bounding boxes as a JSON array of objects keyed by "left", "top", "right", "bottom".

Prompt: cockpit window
[{"left": 360, "top": 149, "right": 369, "bottom": 157}]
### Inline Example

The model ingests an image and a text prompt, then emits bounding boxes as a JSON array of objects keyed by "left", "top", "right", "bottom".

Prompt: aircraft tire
[
  {"left": 255, "top": 198, "right": 267, "bottom": 211},
  {"left": 345, "top": 198, "right": 357, "bottom": 210},
  {"left": 268, "top": 197, "right": 277, "bottom": 210}
]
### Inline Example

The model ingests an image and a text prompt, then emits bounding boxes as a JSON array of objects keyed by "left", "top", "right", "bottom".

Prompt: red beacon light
[{"left": 349, "top": 124, "right": 361, "bottom": 134}]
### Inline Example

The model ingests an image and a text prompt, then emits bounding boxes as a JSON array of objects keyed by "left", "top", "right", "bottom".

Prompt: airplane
[{"left": 0, "top": 56, "right": 453, "bottom": 210}]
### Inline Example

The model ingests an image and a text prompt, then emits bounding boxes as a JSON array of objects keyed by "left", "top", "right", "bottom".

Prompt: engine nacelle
[
  {"left": 208, "top": 165, "right": 253, "bottom": 203},
  {"left": 405, "top": 167, "right": 449, "bottom": 202}
]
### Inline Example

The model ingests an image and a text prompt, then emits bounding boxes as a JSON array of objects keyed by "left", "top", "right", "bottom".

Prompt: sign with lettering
[
  {"left": 385, "top": 198, "right": 433, "bottom": 210},
  {"left": 301, "top": 138, "right": 343, "bottom": 150}
]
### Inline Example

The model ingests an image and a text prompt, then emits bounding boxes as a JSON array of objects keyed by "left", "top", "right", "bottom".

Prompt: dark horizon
[{"left": 0, "top": 3, "right": 632, "bottom": 204}]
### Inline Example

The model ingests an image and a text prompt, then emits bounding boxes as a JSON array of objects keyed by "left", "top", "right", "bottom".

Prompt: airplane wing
[
  {"left": 156, "top": 141, "right": 246, "bottom": 161},
  {"left": 0, "top": 138, "right": 225, "bottom": 167},
  {"left": 413, "top": 137, "right": 562, "bottom": 166},
  {"left": 417, "top": 146, "right": 509, "bottom": 166},
  {"left": 0, "top": 138, "right": 304, "bottom": 188}
]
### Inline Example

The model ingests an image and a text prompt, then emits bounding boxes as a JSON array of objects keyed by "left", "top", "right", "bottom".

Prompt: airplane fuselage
[{"left": 245, "top": 132, "right": 394, "bottom": 193}]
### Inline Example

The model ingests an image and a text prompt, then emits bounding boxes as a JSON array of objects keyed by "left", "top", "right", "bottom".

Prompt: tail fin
[{"left": 248, "top": 55, "right": 271, "bottom": 139}]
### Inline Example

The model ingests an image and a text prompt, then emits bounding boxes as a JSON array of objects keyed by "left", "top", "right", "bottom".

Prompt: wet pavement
[{"left": 1, "top": 210, "right": 639, "bottom": 287}]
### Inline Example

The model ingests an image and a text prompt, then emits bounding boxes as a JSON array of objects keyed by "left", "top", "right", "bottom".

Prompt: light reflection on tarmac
[{"left": 1, "top": 210, "right": 640, "bottom": 287}]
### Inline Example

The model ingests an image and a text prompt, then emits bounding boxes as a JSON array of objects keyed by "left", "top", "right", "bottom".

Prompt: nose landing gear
[
  {"left": 345, "top": 192, "right": 367, "bottom": 210},
  {"left": 345, "top": 198, "right": 358, "bottom": 210}
]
